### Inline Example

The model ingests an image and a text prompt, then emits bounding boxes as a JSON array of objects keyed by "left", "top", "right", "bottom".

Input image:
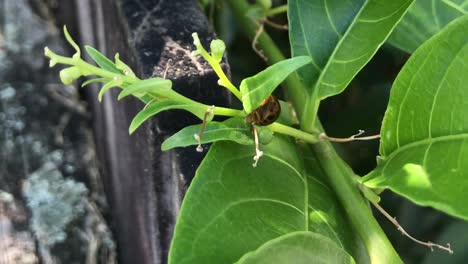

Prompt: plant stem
[
  {"left": 45, "top": 47, "right": 139, "bottom": 84},
  {"left": 225, "top": 0, "right": 307, "bottom": 116},
  {"left": 269, "top": 122, "right": 319, "bottom": 144},
  {"left": 213, "top": 107, "right": 244, "bottom": 117},
  {"left": 310, "top": 139, "right": 401, "bottom": 263},
  {"left": 226, "top": 0, "right": 402, "bottom": 262},
  {"left": 265, "top": 4, "right": 287, "bottom": 17},
  {"left": 192, "top": 35, "right": 242, "bottom": 101}
]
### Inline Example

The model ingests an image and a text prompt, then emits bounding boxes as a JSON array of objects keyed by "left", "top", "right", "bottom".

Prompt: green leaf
[
  {"left": 388, "top": 0, "right": 468, "bottom": 53},
  {"left": 129, "top": 100, "right": 206, "bottom": 134},
  {"left": 362, "top": 16, "right": 468, "bottom": 220},
  {"left": 63, "top": 25, "right": 80, "bottom": 56},
  {"left": 240, "top": 56, "right": 312, "bottom": 113},
  {"left": 81, "top": 77, "right": 109, "bottom": 88},
  {"left": 85, "top": 45, "right": 122, "bottom": 74},
  {"left": 168, "top": 137, "right": 362, "bottom": 264},
  {"left": 235, "top": 231, "right": 356, "bottom": 264},
  {"left": 115, "top": 53, "right": 137, "bottom": 77},
  {"left": 98, "top": 78, "right": 123, "bottom": 102},
  {"left": 161, "top": 117, "right": 253, "bottom": 150},
  {"left": 288, "top": 0, "right": 414, "bottom": 100},
  {"left": 118, "top": 77, "right": 172, "bottom": 100},
  {"left": 277, "top": 100, "right": 299, "bottom": 126}
]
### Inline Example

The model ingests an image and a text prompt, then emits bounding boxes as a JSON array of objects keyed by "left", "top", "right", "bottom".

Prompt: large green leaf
[
  {"left": 161, "top": 117, "right": 253, "bottom": 150},
  {"left": 388, "top": 0, "right": 468, "bottom": 53},
  {"left": 168, "top": 137, "right": 359, "bottom": 263},
  {"left": 288, "top": 0, "right": 414, "bottom": 100},
  {"left": 362, "top": 17, "right": 468, "bottom": 219},
  {"left": 235, "top": 231, "right": 356, "bottom": 264},
  {"left": 240, "top": 56, "right": 312, "bottom": 113}
]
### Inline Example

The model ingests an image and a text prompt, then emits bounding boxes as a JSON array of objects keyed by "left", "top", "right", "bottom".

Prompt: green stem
[
  {"left": 213, "top": 107, "right": 245, "bottom": 117},
  {"left": 265, "top": 4, "right": 287, "bottom": 17},
  {"left": 225, "top": 0, "right": 307, "bottom": 116},
  {"left": 269, "top": 122, "right": 319, "bottom": 144},
  {"left": 193, "top": 37, "right": 242, "bottom": 101},
  {"left": 310, "top": 139, "right": 401, "bottom": 263},
  {"left": 226, "top": 0, "right": 402, "bottom": 262},
  {"left": 76, "top": 59, "right": 137, "bottom": 83},
  {"left": 46, "top": 47, "right": 139, "bottom": 84},
  {"left": 209, "top": 61, "right": 242, "bottom": 100}
]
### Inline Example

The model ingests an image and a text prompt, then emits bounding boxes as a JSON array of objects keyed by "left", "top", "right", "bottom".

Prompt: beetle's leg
[
  {"left": 252, "top": 124, "right": 263, "bottom": 167},
  {"left": 194, "top": 105, "right": 215, "bottom": 152}
]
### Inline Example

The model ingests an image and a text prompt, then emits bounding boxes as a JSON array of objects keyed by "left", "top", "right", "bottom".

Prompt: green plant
[{"left": 45, "top": 0, "right": 468, "bottom": 263}]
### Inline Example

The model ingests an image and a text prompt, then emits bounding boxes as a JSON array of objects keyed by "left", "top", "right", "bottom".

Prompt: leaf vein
[{"left": 324, "top": 0, "right": 343, "bottom": 37}]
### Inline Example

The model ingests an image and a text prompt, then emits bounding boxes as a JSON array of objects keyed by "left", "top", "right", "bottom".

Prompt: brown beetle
[{"left": 246, "top": 95, "right": 281, "bottom": 126}]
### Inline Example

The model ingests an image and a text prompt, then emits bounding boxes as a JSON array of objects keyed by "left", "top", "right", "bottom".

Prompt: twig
[
  {"left": 264, "top": 18, "right": 288, "bottom": 30},
  {"left": 252, "top": 125, "right": 263, "bottom": 167},
  {"left": 251, "top": 20, "right": 268, "bottom": 62},
  {"left": 194, "top": 105, "right": 215, "bottom": 152},
  {"left": 320, "top": 130, "right": 380, "bottom": 142},
  {"left": 371, "top": 201, "right": 453, "bottom": 254}
]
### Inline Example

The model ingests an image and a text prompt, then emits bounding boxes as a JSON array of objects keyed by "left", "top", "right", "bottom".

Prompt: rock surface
[{"left": 0, "top": 1, "right": 115, "bottom": 263}]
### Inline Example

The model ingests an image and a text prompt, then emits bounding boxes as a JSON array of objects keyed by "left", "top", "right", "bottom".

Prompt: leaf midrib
[{"left": 314, "top": 0, "right": 371, "bottom": 99}]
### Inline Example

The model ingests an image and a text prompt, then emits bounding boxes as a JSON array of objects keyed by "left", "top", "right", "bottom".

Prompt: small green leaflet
[
  {"left": 129, "top": 100, "right": 206, "bottom": 134},
  {"left": 235, "top": 231, "right": 356, "bottom": 264},
  {"left": 362, "top": 16, "right": 468, "bottom": 220},
  {"left": 85, "top": 45, "right": 122, "bottom": 74},
  {"left": 98, "top": 78, "right": 123, "bottom": 102},
  {"left": 161, "top": 117, "right": 253, "bottom": 150},
  {"left": 240, "top": 56, "right": 311, "bottom": 113},
  {"left": 114, "top": 53, "right": 137, "bottom": 77},
  {"left": 118, "top": 77, "right": 172, "bottom": 100},
  {"left": 81, "top": 77, "right": 109, "bottom": 88}
]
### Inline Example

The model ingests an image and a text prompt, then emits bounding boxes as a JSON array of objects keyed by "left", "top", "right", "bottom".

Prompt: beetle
[{"left": 246, "top": 95, "right": 281, "bottom": 126}]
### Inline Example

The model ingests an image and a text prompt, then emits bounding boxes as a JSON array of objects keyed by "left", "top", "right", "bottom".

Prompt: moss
[{"left": 23, "top": 162, "right": 88, "bottom": 246}]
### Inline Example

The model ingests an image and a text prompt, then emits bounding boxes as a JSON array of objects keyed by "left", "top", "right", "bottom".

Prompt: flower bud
[
  {"left": 192, "top": 33, "right": 201, "bottom": 47},
  {"left": 59, "top": 66, "right": 83, "bottom": 85},
  {"left": 210, "top": 39, "right": 226, "bottom": 63}
]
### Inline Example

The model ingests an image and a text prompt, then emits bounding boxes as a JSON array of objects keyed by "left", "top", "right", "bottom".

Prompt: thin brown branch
[
  {"left": 194, "top": 105, "right": 215, "bottom": 152},
  {"left": 252, "top": 125, "right": 263, "bottom": 167},
  {"left": 320, "top": 130, "right": 380, "bottom": 142},
  {"left": 251, "top": 20, "right": 268, "bottom": 62},
  {"left": 371, "top": 201, "right": 453, "bottom": 254},
  {"left": 264, "top": 18, "right": 288, "bottom": 30}
]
